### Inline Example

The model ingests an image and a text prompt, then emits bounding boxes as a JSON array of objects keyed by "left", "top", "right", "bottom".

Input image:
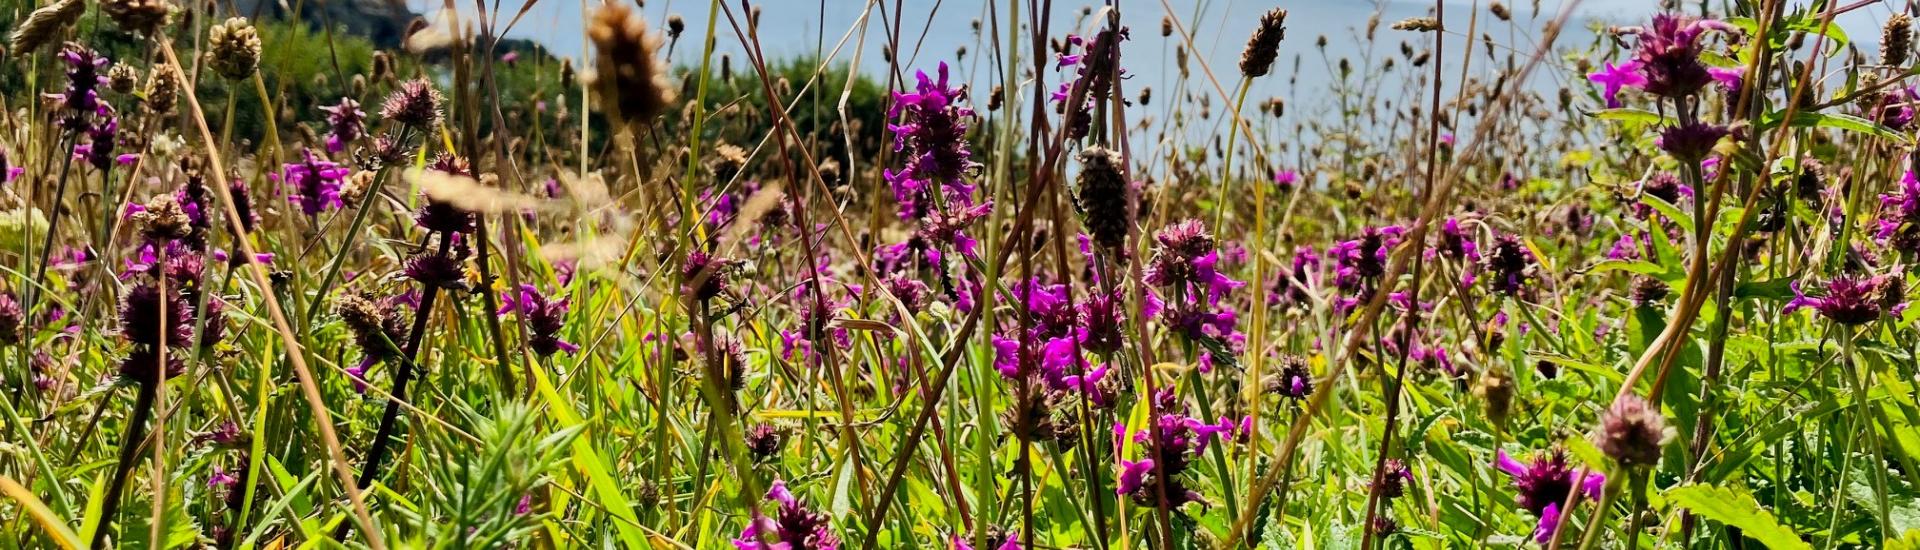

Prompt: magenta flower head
[
  {"left": 0, "top": 292, "right": 25, "bottom": 345},
  {"left": 55, "top": 43, "right": 109, "bottom": 127},
  {"left": 1113, "top": 389, "right": 1239, "bottom": 511},
  {"left": 278, "top": 149, "right": 348, "bottom": 216},
  {"left": 1373, "top": 458, "right": 1413, "bottom": 499},
  {"left": 1877, "top": 170, "right": 1920, "bottom": 253},
  {"left": 1266, "top": 355, "right": 1314, "bottom": 399},
  {"left": 118, "top": 282, "right": 193, "bottom": 385},
  {"left": 1481, "top": 233, "right": 1537, "bottom": 296},
  {"left": 733, "top": 480, "right": 840, "bottom": 550},
  {"left": 1273, "top": 169, "right": 1300, "bottom": 191},
  {"left": 416, "top": 155, "right": 477, "bottom": 234},
  {"left": 1621, "top": 13, "right": 1737, "bottom": 99},
  {"left": 403, "top": 252, "right": 468, "bottom": 291},
  {"left": 1586, "top": 60, "right": 1646, "bottom": 108},
  {"left": 1657, "top": 121, "right": 1729, "bottom": 162},
  {"left": 1496, "top": 448, "right": 1605, "bottom": 543},
  {"left": 884, "top": 62, "right": 980, "bottom": 221},
  {"left": 1786, "top": 274, "right": 1904, "bottom": 325},
  {"left": 82, "top": 113, "right": 119, "bottom": 170},
  {"left": 1435, "top": 217, "right": 1479, "bottom": 261},
  {"left": 320, "top": 97, "right": 366, "bottom": 154},
  {"left": 498, "top": 284, "right": 576, "bottom": 356}
]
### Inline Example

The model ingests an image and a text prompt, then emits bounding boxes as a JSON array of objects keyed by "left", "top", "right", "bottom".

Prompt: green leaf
[
  {"left": 1667, "top": 484, "right": 1812, "bottom": 550},
  {"left": 1757, "top": 111, "right": 1907, "bottom": 142},
  {"left": 1587, "top": 108, "right": 1673, "bottom": 126}
]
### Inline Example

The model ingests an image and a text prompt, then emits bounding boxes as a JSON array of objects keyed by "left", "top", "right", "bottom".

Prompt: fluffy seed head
[
  {"left": 1239, "top": 8, "right": 1288, "bottom": 78},
  {"left": 589, "top": 3, "right": 677, "bottom": 129}
]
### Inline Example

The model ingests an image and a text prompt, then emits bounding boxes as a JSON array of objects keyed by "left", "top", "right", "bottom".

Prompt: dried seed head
[
  {"left": 108, "top": 64, "right": 139, "bottom": 94},
  {"left": 559, "top": 57, "right": 576, "bottom": 89},
  {"left": 1476, "top": 368, "right": 1513, "bottom": 426},
  {"left": 1630, "top": 276, "right": 1669, "bottom": 306},
  {"left": 1075, "top": 145, "right": 1132, "bottom": 253},
  {"left": 1884, "top": 13, "right": 1912, "bottom": 67},
  {"left": 666, "top": 14, "right": 685, "bottom": 38},
  {"left": 1161, "top": 15, "right": 1174, "bottom": 37},
  {"left": 1239, "top": 8, "right": 1288, "bottom": 78},
  {"left": 101, "top": 0, "right": 171, "bottom": 36},
  {"left": 371, "top": 50, "right": 394, "bottom": 83},
  {"left": 1138, "top": 86, "right": 1152, "bottom": 106},
  {"left": 710, "top": 143, "right": 748, "bottom": 182},
  {"left": 1595, "top": 395, "right": 1668, "bottom": 467},
  {"left": 335, "top": 292, "right": 405, "bottom": 361},
  {"left": 589, "top": 3, "right": 677, "bottom": 129},
  {"left": 1490, "top": 1, "right": 1512, "bottom": 21},
  {"left": 132, "top": 194, "right": 193, "bottom": 242},
  {"left": 1392, "top": 17, "right": 1442, "bottom": 33},
  {"left": 9, "top": 0, "right": 86, "bottom": 55},
  {"left": 145, "top": 64, "right": 178, "bottom": 115},
  {"left": 206, "top": 17, "right": 262, "bottom": 80},
  {"left": 816, "top": 158, "right": 843, "bottom": 188}
]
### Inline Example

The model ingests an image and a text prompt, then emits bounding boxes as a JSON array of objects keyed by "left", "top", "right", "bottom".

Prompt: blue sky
[{"left": 420, "top": 0, "right": 1898, "bottom": 110}]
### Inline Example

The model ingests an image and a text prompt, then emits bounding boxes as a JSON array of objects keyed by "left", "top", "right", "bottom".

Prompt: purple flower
[
  {"left": 54, "top": 44, "right": 109, "bottom": 126},
  {"left": 1586, "top": 60, "right": 1646, "bottom": 108},
  {"left": 1435, "top": 217, "right": 1479, "bottom": 261},
  {"left": 1496, "top": 449, "right": 1605, "bottom": 543},
  {"left": 499, "top": 284, "right": 577, "bottom": 356},
  {"left": 1273, "top": 169, "right": 1300, "bottom": 190},
  {"left": 1481, "top": 233, "right": 1537, "bottom": 296},
  {"left": 278, "top": 149, "right": 348, "bottom": 216},
  {"left": 1113, "top": 389, "right": 1223, "bottom": 510},
  {"left": 1786, "top": 275, "right": 1902, "bottom": 325},
  {"left": 1657, "top": 121, "right": 1729, "bottom": 162},
  {"left": 321, "top": 98, "right": 366, "bottom": 154},
  {"left": 884, "top": 63, "right": 980, "bottom": 221},
  {"left": 1620, "top": 13, "right": 1738, "bottom": 99},
  {"left": 734, "top": 480, "right": 840, "bottom": 550},
  {"left": 81, "top": 114, "right": 119, "bottom": 170}
]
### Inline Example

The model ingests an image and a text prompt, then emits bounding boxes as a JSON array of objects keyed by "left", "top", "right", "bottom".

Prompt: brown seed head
[
  {"left": 1392, "top": 16, "right": 1442, "bottom": 33},
  {"left": 206, "top": 18, "right": 263, "bottom": 80},
  {"left": 589, "top": 3, "right": 677, "bottom": 129},
  {"left": 1884, "top": 13, "right": 1912, "bottom": 67},
  {"left": 1239, "top": 8, "right": 1288, "bottom": 78},
  {"left": 101, "top": 0, "right": 172, "bottom": 36},
  {"left": 9, "top": 0, "right": 86, "bottom": 54},
  {"left": 145, "top": 65, "right": 180, "bottom": 115}
]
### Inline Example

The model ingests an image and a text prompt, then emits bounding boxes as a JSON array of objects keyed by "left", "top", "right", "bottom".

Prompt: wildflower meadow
[{"left": 0, "top": 0, "right": 1915, "bottom": 548}]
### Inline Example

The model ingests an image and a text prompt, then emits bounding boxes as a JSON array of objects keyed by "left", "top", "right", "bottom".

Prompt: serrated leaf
[{"left": 1667, "top": 484, "right": 1811, "bottom": 550}]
